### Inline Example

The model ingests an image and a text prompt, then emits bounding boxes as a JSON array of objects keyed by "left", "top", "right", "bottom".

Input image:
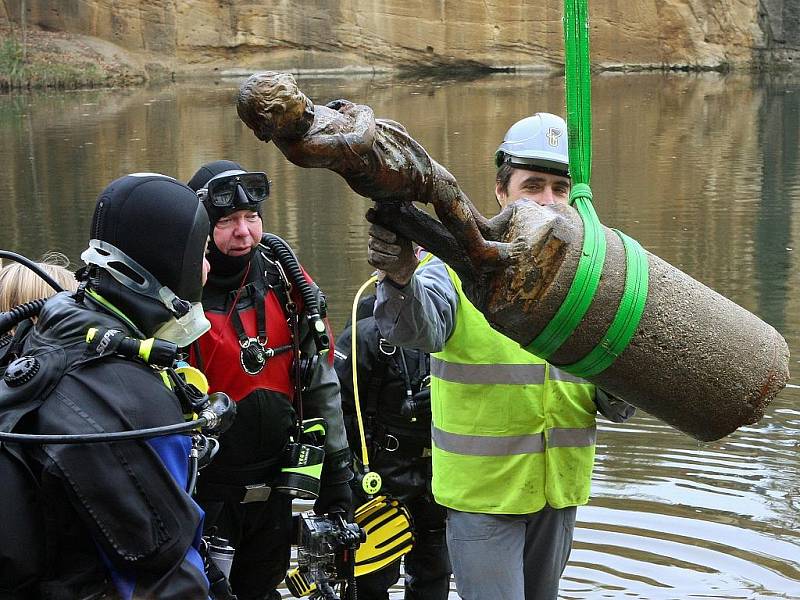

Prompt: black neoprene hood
[{"left": 89, "top": 174, "right": 210, "bottom": 303}]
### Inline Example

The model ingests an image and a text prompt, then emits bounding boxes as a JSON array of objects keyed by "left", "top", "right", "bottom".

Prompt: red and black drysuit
[{"left": 190, "top": 246, "right": 351, "bottom": 600}]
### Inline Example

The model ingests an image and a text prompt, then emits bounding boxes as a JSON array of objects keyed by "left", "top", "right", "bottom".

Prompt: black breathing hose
[
  {"left": 0, "top": 249, "right": 68, "bottom": 336},
  {"left": 0, "top": 250, "right": 65, "bottom": 295},
  {"left": 0, "top": 415, "right": 210, "bottom": 444},
  {"left": 0, "top": 298, "right": 47, "bottom": 336},
  {"left": 187, "top": 453, "right": 199, "bottom": 495},
  {"left": 260, "top": 233, "right": 330, "bottom": 352}
]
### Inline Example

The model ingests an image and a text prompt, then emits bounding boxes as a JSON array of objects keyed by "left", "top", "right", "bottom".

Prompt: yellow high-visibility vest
[{"left": 431, "top": 263, "right": 597, "bottom": 514}]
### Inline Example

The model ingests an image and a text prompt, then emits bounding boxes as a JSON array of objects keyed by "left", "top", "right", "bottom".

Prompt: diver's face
[{"left": 213, "top": 210, "right": 263, "bottom": 257}]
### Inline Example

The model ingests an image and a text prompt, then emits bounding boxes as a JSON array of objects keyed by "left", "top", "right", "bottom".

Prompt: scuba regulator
[{"left": 0, "top": 248, "right": 237, "bottom": 446}]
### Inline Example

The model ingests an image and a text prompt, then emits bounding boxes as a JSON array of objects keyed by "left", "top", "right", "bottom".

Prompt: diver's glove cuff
[
  {"left": 314, "top": 480, "right": 353, "bottom": 517},
  {"left": 322, "top": 448, "right": 354, "bottom": 484},
  {"left": 594, "top": 388, "right": 636, "bottom": 423}
]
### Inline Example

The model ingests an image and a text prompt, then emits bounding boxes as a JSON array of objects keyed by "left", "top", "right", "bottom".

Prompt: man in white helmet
[{"left": 367, "top": 113, "right": 633, "bottom": 600}]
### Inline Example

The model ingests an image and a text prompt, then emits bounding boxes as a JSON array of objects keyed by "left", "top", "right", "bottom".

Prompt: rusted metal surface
[{"left": 237, "top": 72, "right": 790, "bottom": 442}]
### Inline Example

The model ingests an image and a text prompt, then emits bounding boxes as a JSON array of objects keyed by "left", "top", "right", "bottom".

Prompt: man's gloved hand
[
  {"left": 594, "top": 388, "right": 636, "bottom": 423},
  {"left": 314, "top": 480, "right": 353, "bottom": 517},
  {"left": 367, "top": 223, "right": 418, "bottom": 287}
]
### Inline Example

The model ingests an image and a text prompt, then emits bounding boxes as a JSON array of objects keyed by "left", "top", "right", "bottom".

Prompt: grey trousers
[{"left": 445, "top": 505, "right": 577, "bottom": 600}]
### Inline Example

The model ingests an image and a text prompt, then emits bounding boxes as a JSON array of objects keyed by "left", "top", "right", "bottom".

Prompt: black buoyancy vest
[
  {"left": 349, "top": 296, "right": 431, "bottom": 436},
  {"left": 0, "top": 293, "right": 164, "bottom": 597}
]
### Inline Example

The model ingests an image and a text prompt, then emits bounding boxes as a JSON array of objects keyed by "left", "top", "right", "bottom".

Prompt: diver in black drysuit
[
  {"left": 334, "top": 294, "right": 452, "bottom": 600},
  {"left": 0, "top": 174, "right": 213, "bottom": 599}
]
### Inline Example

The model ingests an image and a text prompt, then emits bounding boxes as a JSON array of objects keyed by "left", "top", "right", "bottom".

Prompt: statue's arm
[
  {"left": 303, "top": 101, "right": 376, "bottom": 157},
  {"left": 278, "top": 103, "right": 376, "bottom": 169}
]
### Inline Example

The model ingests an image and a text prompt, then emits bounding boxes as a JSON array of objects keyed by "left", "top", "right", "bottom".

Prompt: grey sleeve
[
  {"left": 373, "top": 256, "right": 458, "bottom": 353},
  {"left": 298, "top": 287, "right": 349, "bottom": 462}
]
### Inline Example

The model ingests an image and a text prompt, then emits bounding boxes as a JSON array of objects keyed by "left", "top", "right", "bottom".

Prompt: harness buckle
[
  {"left": 241, "top": 483, "right": 272, "bottom": 503},
  {"left": 384, "top": 434, "right": 399, "bottom": 452}
]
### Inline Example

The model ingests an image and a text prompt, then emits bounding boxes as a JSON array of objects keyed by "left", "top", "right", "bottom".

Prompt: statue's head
[{"left": 237, "top": 72, "right": 315, "bottom": 142}]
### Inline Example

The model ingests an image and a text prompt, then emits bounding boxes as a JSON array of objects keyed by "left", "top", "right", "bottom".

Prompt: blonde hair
[{"left": 0, "top": 252, "right": 77, "bottom": 313}]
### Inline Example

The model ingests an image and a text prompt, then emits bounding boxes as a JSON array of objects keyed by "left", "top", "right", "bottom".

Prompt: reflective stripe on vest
[
  {"left": 431, "top": 424, "right": 597, "bottom": 456},
  {"left": 430, "top": 260, "right": 597, "bottom": 514},
  {"left": 431, "top": 359, "right": 590, "bottom": 386},
  {"left": 431, "top": 360, "right": 546, "bottom": 385}
]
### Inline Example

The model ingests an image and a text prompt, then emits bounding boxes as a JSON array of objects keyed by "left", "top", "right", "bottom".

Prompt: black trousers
[
  {"left": 355, "top": 492, "right": 451, "bottom": 600},
  {"left": 200, "top": 492, "right": 292, "bottom": 600}
]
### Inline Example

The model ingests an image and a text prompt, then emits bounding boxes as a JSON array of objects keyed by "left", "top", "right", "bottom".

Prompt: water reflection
[{"left": 0, "top": 72, "right": 798, "bottom": 598}]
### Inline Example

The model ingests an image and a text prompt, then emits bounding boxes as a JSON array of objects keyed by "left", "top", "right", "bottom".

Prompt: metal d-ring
[{"left": 379, "top": 338, "right": 397, "bottom": 356}]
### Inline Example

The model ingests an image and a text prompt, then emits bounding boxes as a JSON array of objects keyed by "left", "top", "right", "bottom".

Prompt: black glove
[
  {"left": 314, "top": 480, "right": 353, "bottom": 517},
  {"left": 367, "top": 223, "right": 418, "bottom": 287},
  {"left": 401, "top": 387, "right": 431, "bottom": 421},
  {"left": 594, "top": 388, "right": 636, "bottom": 423}
]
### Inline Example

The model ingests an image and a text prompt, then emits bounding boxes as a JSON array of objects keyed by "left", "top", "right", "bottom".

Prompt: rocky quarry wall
[{"left": 1, "top": 0, "right": 798, "bottom": 74}]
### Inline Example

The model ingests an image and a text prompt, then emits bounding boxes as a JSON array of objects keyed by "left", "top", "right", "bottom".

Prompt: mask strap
[{"left": 81, "top": 239, "right": 189, "bottom": 317}]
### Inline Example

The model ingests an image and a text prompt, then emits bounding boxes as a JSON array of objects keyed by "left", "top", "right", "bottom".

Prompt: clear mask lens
[
  {"left": 211, "top": 187, "right": 236, "bottom": 207},
  {"left": 152, "top": 301, "right": 211, "bottom": 347},
  {"left": 207, "top": 172, "right": 269, "bottom": 207}
]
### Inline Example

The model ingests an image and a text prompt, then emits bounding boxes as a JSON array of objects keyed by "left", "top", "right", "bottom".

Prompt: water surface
[{"left": 0, "top": 72, "right": 798, "bottom": 598}]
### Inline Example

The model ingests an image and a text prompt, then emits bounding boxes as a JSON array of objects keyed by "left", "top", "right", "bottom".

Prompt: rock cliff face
[{"left": 2, "top": 0, "right": 798, "bottom": 73}]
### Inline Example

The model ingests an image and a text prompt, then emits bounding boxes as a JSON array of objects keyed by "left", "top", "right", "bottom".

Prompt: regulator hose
[
  {"left": 0, "top": 249, "right": 68, "bottom": 336},
  {"left": 0, "top": 298, "right": 47, "bottom": 336},
  {"left": 260, "top": 233, "right": 330, "bottom": 353},
  {"left": 0, "top": 392, "right": 235, "bottom": 444},
  {"left": 0, "top": 250, "right": 65, "bottom": 295},
  {"left": 0, "top": 417, "right": 206, "bottom": 444}
]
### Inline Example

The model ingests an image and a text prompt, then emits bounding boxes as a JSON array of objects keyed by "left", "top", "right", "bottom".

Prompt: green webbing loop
[
  {"left": 524, "top": 194, "right": 606, "bottom": 359},
  {"left": 561, "top": 231, "right": 649, "bottom": 378},
  {"left": 569, "top": 182, "right": 592, "bottom": 204},
  {"left": 524, "top": 0, "right": 648, "bottom": 377},
  {"left": 563, "top": 0, "right": 592, "bottom": 186}
]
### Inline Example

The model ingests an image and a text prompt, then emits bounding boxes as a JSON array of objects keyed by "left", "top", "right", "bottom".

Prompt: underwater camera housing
[
  {"left": 274, "top": 418, "right": 327, "bottom": 499},
  {"left": 286, "top": 512, "right": 365, "bottom": 600}
]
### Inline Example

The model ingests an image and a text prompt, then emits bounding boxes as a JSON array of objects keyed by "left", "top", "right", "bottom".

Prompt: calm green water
[{"left": 1, "top": 72, "right": 799, "bottom": 598}]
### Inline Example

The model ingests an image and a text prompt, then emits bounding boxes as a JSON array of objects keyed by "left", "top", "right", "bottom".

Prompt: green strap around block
[
  {"left": 561, "top": 231, "right": 649, "bottom": 378},
  {"left": 524, "top": 185, "right": 606, "bottom": 359}
]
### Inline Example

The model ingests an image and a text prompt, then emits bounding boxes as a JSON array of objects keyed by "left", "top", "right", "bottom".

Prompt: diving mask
[
  {"left": 198, "top": 171, "right": 269, "bottom": 209},
  {"left": 81, "top": 239, "right": 210, "bottom": 346}
]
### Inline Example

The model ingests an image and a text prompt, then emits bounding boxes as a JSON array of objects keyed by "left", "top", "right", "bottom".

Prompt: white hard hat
[{"left": 494, "top": 113, "right": 569, "bottom": 176}]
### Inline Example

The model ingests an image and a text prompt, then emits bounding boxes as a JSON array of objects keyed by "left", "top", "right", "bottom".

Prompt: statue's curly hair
[{"left": 237, "top": 72, "right": 312, "bottom": 141}]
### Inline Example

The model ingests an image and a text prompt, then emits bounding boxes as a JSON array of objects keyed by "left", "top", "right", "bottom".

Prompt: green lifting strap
[
  {"left": 525, "top": 185, "right": 606, "bottom": 359},
  {"left": 524, "top": 0, "right": 650, "bottom": 378},
  {"left": 524, "top": 0, "right": 603, "bottom": 360},
  {"left": 563, "top": 0, "right": 592, "bottom": 185},
  {"left": 562, "top": 231, "right": 649, "bottom": 378}
]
